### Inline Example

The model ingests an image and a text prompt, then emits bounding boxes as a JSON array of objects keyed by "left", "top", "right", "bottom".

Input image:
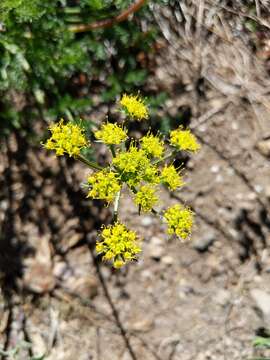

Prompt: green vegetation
[{"left": 0, "top": 0, "right": 166, "bottom": 136}]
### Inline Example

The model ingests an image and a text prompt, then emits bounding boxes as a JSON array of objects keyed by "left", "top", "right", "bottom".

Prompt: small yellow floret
[
  {"left": 96, "top": 222, "right": 141, "bottom": 268},
  {"left": 134, "top": 185, "right": 158, "bottom": 212},
  {"left": 161, "top": 165, "right": 185, "bottom": 190},
  {"left": 170, "top": 127, "right": 200, "bottom": 152},
  {"left": 87, "top": 169, "right": 121, "bottom": 203},
  {"left": 112, "top": 146, "right": 159, "bottom": 187},
  {"left": 140, "top": 134, "right": 164, "bottom": 158},
  {"left": 164, "top": 204, "right": 193, "bottom": 240},
  {"left": 120, "top": 94, "right": 149, "bottom": 121},
  {"left": 95, "top": 123, "right": 128, "bottom": 145},
  {"left": 44, "top": 119, "right": 88, "bottom": 157}
]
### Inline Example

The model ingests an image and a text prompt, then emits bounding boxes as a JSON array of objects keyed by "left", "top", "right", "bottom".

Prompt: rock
[
  {"left": 24, "top": 262, "right": 56, "bottom": 293},
  {"left": 250, "top": 289, "right": 270, "bottom": 319},
  {"left": 214, "top": 289, "right": 231, "bottom": 306},
  {"left": 257, "top": 139, "right": 270, "bottom": 157},
  {"left": 148, "top": 236, "right": 164, "bottom": 260},
  {"left": 64, "top": 275, "right": 98, "bottom": 299},
  {"left": 161, "top": 255, "right": 174, "bottom": 265},
  {"left": 23, "top": 235, "right": 56, "bottom": 293},
  {"left": 141, "top": 216, "right": 153, "bottom": 227},
  {"left": 130, "top": 318, "right": 154, "bottom": 332},
  {"left": 193, "top": 232, "right": 216, "bottom": 252}
]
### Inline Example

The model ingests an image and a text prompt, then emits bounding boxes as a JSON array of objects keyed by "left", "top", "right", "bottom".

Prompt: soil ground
[{"left": 1, "top": 2, "right": 270, "bottom": 360}]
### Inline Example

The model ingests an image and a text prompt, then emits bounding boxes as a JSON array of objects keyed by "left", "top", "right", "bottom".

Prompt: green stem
[
  {"left": 77, "top": 155, "right": 103, "bottom": 170},
  {"left": 153, "top": 150, "right": 175, "bottom": 165},
  {"left": 109, "top": 145, "right": 116, "bottom": 158}
]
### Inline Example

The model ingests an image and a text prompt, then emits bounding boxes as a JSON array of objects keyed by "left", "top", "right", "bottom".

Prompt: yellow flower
[
  {"left": 161, "top": 164, "right": 185, "bottom": 190},
  {"left": 140, "top": 133, "right": 164, "bottom": 158},
  {"left": 87, "top": 169, "right": 121, "bottom": 203},
  {"left": 112, "top": 145, "right": 159, "bottom": 187},
  {"left": 96, "top": 222, "right": 141, "bottom": 268},
  {"left": 134, "top": 185, "right": 158, "bottom": 212},
  {"left": 164, "top": 204, "right": 193, "bottom": 240},
  {"left": 44, "top": 119, "right": 88, "bottom": 157},
  {"left": 170, "top": 127, "right": 200, "bottom": 152},
  {"left": 95, "top": 122, "right": 128, "bottom": 145},
  {"left": 120, "top": 94, "right": 149, "bottom": 121}
]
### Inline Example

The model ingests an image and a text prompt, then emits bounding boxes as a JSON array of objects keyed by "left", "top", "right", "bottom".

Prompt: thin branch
[{"left": 70, "top": 0, "right": 147, "bottom": 33}]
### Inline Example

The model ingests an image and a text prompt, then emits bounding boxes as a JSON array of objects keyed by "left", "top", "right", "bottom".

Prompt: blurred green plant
[{"left": 0, "top": 0, "right": 167, "bottom": 137}]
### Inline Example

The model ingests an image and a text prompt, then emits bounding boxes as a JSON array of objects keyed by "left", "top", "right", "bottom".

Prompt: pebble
[
  {"left": 193, "top": 232, "right": 216, "bottom": 252},
  {"left": 148, "top": 236, "right": 164, "bottom": 260},
  {"left": 141, "top": 216, "right": 153, "bottom": 227},
  {"left": 256, "top": 139, "right": 270, "bottom": 157},
  {"left": 250, "top": 288, "right": 270, "bottom": 320},
  {"left": 161, "top": 255, "right": 174, "bottom": 265},
  {"left": 214, "top": 289, "right": 231, "bottom": 306}
]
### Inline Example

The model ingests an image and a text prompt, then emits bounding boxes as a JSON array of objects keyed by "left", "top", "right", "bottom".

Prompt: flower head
[
  {"left": 134, "top": 185, "right": 158, "bottom": 212},
  {"left": 161, "top": 164, "right": 185, "bottom": 190},
  {"left": 140, "top": 133, "right": 164, "bottom": 158},
  {"left": 164, "top": 204, "right": 193, "bottom": 240},
  {"left": 170, "top": 127, "right": 200, "bottom": 152},
  {"left": 87, "top": 169, "right": 121, "bottom": 203},
  {"left": 120, "top": 94, "right": 149, "bottom": 121},
  {"left": 112, "top": 145, "right": 159, "bottom": 187},
  {"left": 44, "top": 119, "right": 88, "bottom": 157},
  {"left": 95, "top": 122, "right": 128, "bottom": 145},
  {"left": 96, "top": 222, "right": 141, "bottom": 268}
]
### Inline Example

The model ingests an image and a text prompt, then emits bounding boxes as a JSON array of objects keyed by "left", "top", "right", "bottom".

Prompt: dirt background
[{"left": 1, "top": 1, "right": 270, "bottom": 359}]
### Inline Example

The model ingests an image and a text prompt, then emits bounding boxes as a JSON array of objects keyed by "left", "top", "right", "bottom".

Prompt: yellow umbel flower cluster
[
  {"left": 87, "top": 169, "right": 121, "bottom": 203},
  {"left": 134, "top": 185, "right": 158, "bottom": 212},
  {"left": 120, "top": 94, "right": 149, "bottom": 121},
  {"left": 44, "top": 93, "right": 201, "bottom": 268},
  {"left": 170, "top": 127, "right": 200, "bottom": 152},
  {"left": 161, "top": 164, "right": 185, "bottom": 190},
  {"left": 164, "top": 204, "right": 194, "bottom": 240},
  {"left": 45, "top": 120, "right": 87, "bottom": 157},
  {"left": 140, "top": 133, "right": 164, "bottom": 158},
  {"left": 96, "top": 223, "right": 141, "bottom": 268},
  {"left": 95, "top": 123, "right": 127, "bottom": 145},
  {"left": 112, "top": 146, "right": 159, "bottom": 187}
]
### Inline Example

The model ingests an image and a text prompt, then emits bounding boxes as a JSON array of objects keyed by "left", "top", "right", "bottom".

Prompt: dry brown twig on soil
[{"left": 70, "top": 0, "right": 147, "bottom": 33}]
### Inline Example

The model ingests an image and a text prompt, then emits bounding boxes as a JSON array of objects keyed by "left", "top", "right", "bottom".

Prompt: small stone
[
  {"left": 193, "top": 232, "right": 215, "bottom": 252},
  {"left": 149, "top": 245, "right": 164, "bottom": 260},
  {"left": 64, "top": 275, "right": 98, "bottom": 299},
  {"left": 130, "top": 318, "right": 154, "bottom": 332},
  {"left": 256, "top": 139, "right": 270, "bottom": 157},
  {"left": 161, "top": 255, "right": 174, "bottom": 265},
  {"left": 210, "top": 165, "right": 220, "bottom": 173},
  {"left": 141, "top": 216, "right": 153, "bottom": 227},
  {"left": 250, "top": 289, "right": 270, "bottom": 319},
  {"left": 215, "top": 289, "right": 231, "bottom": 306},
  {"left": 148, "top": 236, "right": 164, "bottom": 260}
]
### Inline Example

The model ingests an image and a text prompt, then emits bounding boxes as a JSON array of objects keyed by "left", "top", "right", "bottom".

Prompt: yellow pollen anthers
[
  {"left": 170, "top": 127, "right": 200, "bottom": 152},
  {"left": 112, "top": 145, "right": 159, "bottom": 187},
  {"left": 120, "top": 94, "right": 149, "bottom": 121},
  {"left": 87, "top": 169, "right": 121, "bottom": 203},
  {"left": 164, "top": 204, "right": 194, "bottom": 240},
  {"left": 140, "top": 133, "right": 164, "bottom": 158},
  {"left": 134, "top": 185, "right": 158, "bottom": 212},
  {"left": 96, "top": 222, "right": 141, "bottom": 268},
  {"left": 95, "top": 122, "right": 128, "bottom": 145},
  {"left": 44, "top": 119, "right": 88, "bottom": 157},
  {"left": 161, "top": 164, "right": 185, "bottom": 191}
]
